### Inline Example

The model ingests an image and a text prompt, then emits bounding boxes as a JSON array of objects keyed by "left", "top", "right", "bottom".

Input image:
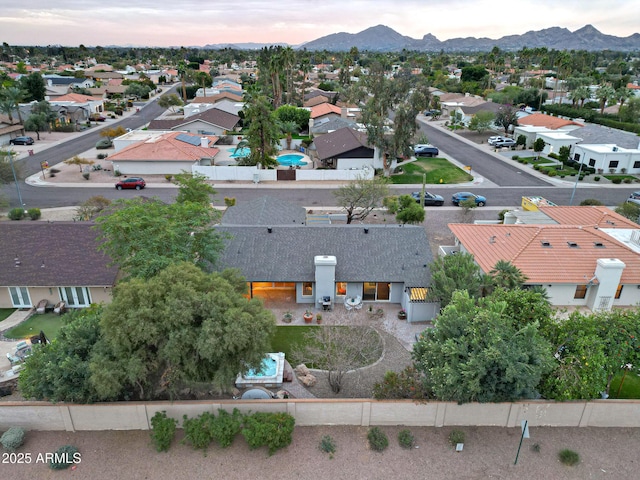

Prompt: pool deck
[{"left": 214, "top": 149, "right": 313, "bottom": 168}]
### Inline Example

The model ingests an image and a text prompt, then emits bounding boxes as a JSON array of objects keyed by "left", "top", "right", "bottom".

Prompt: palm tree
[
  {"left": 1, "top": 86, "right": 26, "bottom": 124},
  {"left": 615, "top": 87, "right": 633, "bottom": 109},
  {"left": 279, "top": 120, "right": 298, "bottom": 151},
  {"left": 596, "top": 84, "right": 616, "bottom": 114},
  {"left": 489, "top": 260, "right": 528, "bottom": 290},
  {"left": 573, "top": 85, "right": 592, "bottom": 108}
]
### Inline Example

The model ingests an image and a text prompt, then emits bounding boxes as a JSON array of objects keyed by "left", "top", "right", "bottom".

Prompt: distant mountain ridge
[{"left": 293, "top": 24, "right": 640, "bottom": 52}]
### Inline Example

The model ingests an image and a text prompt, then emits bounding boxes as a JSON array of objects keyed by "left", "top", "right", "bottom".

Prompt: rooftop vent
[
  {"left": 567, "top": 241, "right": 579, "bottom": 248},
  {"left": 267, "top": 227, "right": 272, "bottom": 233},
  {"left": 489, "top": 235, "right": 496, "bottom": 244},
  {"left": 593, "top": 242, "right": 605, "bottom": 248},
  {"left": 541, "top": 240, "right": 551, "bottom": 247},
  {"left": 364, "top": 228, "right": 369, "bottom": 234}
]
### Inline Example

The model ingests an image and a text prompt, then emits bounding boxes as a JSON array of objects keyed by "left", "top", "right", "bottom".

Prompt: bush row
[{"left": 7, "top": 208, "right": 41, "bottom": 221}]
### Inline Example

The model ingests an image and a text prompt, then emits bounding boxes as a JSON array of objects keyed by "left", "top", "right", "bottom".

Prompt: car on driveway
[
  {"left": 115, "top": 177, "right": 146, "bottom": 190},
  {"left": 9, "top": 136, "right": 35, "bottom": 145},
  {"left": 452, "top": 191, "right": 487, "bottom": 206},
  {"left": 411, "top": 191, "right": 444, "bottom": 206},
  {"left": 487, "top": 135, "right": 507, "bottom": 146},
  {"left": 414, "top": 144, "right": 439, "bottom": 157},
  {"left": 493, "top": 138, "right": 517, "bottom": 148},
  {"left": 627, "top": 191, "right": 640, "bottom": 206}
]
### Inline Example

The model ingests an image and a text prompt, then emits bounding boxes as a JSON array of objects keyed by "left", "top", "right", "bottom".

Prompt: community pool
[
  {"left": 227, "top": 147, "right": 250, "bottom": 158},
  {"left": 277, "top": 154, "right": 308, "bottom": 167}
]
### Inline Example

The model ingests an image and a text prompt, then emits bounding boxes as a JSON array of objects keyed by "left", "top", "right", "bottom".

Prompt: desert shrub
[
  {"left": 578, "top": 175, "right": 585, "bottom": 181},
  {"left": 0, "top": 427, "right": 25, "bottom": 451},
  {"left": 224, "top": 197, "right": 236, "bottom": 207},
  {"left": 548, "top": 152, "right": 559, "bottom": 159},
  {"left": 165, "top": 174, "right": 173, "bottom": 182},
  {"left": 511, "top": 155, "right": 519, "bottom": 160},
  {"left": 533, "top": 164, "right": 540, "bottom": 170},
  {"left": 594, "top": 176, "right": 601, "bottom": 181},
  {"left": 367, "top": 427, "right": 389, "bottom": 452},
  {"left": 548, "top": 170, "right": 557, "bottom": 177},
  {"left": 448, "top": 430, "right": 465, "bottom": 446},
  {"left": 49, "top": 168, "right": 60, "bottom": 177},
  {"left": 97, "top": 153, "right": 108, "bottom": 159},
  {"left": 580, "top": 199, "right": 604, "bottom": 206},
  {"left": 150, "top": 411, "right": 177, "bottom": 452},
  {"left": 398, "top": 429, "right": 415, "bottom": 449},
  {"left": 383, "top": 195, "right": 399, "bottom": 214},
  {"left": 612, "top": 178, "right": 622, "bottom": 184},
  {"left": 182, "top": 412, "right": 215, "bottom": 452},
  {"left": 49, "top": 445, "right": 79, "bottom": 470},
  {"left": 27, "top": 208, "right": 41, "bottom": 220},
  {"left": 8, "top": 208, "right": 24, "bottom": 221},
  {"left": 319, "top": 435, "right": 337, "bottom": 458},
  {"left": 114, "top": 170, "right": 121, "bottom": 177},
  {"left": 531, "top": 443, "right": 541, "bottom": 453},
  {"left": 210, "top": 409, "right": 243, "bottom": 448},
  {"left": 372, "top": 366, "right": 431, "bottom": 400},
  {"left": 558, "top": 449, "right": 580, "bottom": 466},
  {"left": 624, "top": 178, "right": 632, "bottom": 184},
  {"left": 241, "top": 412, "right": 295, "bottom": 456}
]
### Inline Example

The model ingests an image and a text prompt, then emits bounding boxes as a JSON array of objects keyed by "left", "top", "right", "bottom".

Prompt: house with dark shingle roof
[
  {"left": 147, "top": 107, "right": 240, "bottom": 136},
  {"left": 313, "top": 127, "right": 381, "bottom": 170},
  {"left": 445, "top": 206, "right": 640, "bottom": 311},
  {"left": 217, "top": 197, "right": 438, "bottom": 322},
  {"left": 0, "top": 223, "right": 119, "bottom": 309}
]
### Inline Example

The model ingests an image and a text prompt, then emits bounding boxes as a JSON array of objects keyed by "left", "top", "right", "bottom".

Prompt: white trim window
[
  {"left": 59, "top": 287, "right": 91, "bottom": 308},
  {"left": 9, "top": 287, "right": 31, "bottom": 308}
]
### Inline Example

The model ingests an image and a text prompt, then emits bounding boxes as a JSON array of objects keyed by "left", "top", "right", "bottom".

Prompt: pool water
[
  {"left": 228, "top": 147, "right": 250, "bottom": 158},
  {"left": 245, "top": 356, "right": 277, "bottom": 378},
  {"left": 277, "top": 154, "right": 308, "bottom": 167}
]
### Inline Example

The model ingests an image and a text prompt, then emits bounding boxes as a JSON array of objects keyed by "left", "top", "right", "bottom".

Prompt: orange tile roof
[
  {"left": 109, "top": 132, "right": 219, "bottom": 162},
  {"left": 518, "top": 113, "right": 583, "bottom": 130},
  {"left": 539, "top": 206, "right": 639, "bottom": 229},
  {"left": 310, "top": 102, "right": 342, "bottom": 119},
  {"left": 449, "top": 223, "right": 640, "bottom": 284},
  {"left": 53, "top": 93, "right": 100, "bottom": 103},
  {"left": 449, "top": 224, "right": 640, "bottom": 284}
]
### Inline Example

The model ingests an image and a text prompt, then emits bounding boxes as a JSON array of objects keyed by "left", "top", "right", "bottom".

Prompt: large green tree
[
  {"left": 427, "top": 252, "right": 483, "bottom": 307},
  {"left": 413, "top": 290, "right": 553, "bottom": 403},
  {"left": 494, "top": 104, "right": 519, "bottom": 134},
  {"left": 18, "top": 73, "right": 46, "bottom": 102},
  {"left": 19, "top": 306, "right": 103, "bottom": 403},
  {"left": 333, "top": 175, "right": 389, "bottom": 224},
  {"left": 241, "top": 93, "right": 280, "bottom": 169},
  {"left": 94, "top": 197, "right": 223, "bottom": 280},
  {"left": 173, "top": 171, "right": 217, "bottom": 205},
  {"left": 90, "top": 263, "right": 276, "bottom": 399}
]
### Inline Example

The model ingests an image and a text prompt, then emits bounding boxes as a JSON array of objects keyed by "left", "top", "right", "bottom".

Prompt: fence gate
[{"left": 277, "top": 169, "right": 297, "bottom": 181}]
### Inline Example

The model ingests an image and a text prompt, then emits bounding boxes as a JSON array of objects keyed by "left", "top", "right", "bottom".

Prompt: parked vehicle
[
  {"left": 627, "top": 192, "right": 640, "bottom": 206},
  {"left": 115, "top": 177, "right": 146, "bottom": 190},
  {"left": 90, "top": 114, "right": 106, "bottom": 122},
  {"left": 411, "top": 191, "right": 444, "bottom": 206},
  {"left": 487, "top": 136, "right": 507, "bottom": 146},
  {"left": 414, "top": 144, "right": 439, "bottom": 157},
  {"left": 452, "top": 192, "right": 487, "bottom": 206},
  {"left": 493, "top": 138, "right": 517, "bottom": 148},
  {"left": 9, "top": 136, "right": 34, "bottom": 145},
  {"left": 423, "top": 109, "right": 440, "bottom": 116},
  {"left": 96, "top": 138, "right": 113, "bottom": 149}
]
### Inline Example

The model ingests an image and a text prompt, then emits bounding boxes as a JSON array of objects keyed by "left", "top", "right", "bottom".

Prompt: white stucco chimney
[
  {"left": 200, "top": 137, "right": 209, "bottom": 148},
  {"left": 588, "top": 258, "right": 626, "bottom": 312},
  {"left": 314, "top": 255, "right": 337, "bottom": 306}
]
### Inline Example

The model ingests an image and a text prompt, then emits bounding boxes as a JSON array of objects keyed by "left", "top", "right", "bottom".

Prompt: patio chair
[
  {"left": 36, "top": 299, "right": 48, "bottom": 314},
  {"left": 6, "top": 352, "right": 21, "bottom": 365},
  {"left": 53, "top": 301, "right": 65, "bottom": 315}
]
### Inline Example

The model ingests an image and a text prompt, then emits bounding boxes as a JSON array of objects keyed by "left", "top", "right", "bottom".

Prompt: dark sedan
[
  {"left": 9, "top": 136, "right": 35, "bottom": 145},
  {"left": 452, "top": 192, "right": 487, "bottom": 206},
  {"left": 411, "top": 191, "right": 444, "bottom": 206}
]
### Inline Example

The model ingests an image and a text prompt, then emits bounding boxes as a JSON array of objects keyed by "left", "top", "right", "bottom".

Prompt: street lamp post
[
  {"left": 569, "top": 160, "right": 585, "bottom": 206},
  {"left": 8, "top": 149, "right": 25, "bottom": 210}
]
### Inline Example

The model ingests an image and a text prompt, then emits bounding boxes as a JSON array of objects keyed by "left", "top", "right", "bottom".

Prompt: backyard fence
[{"left": 2, "top": 399, "right": 640, "bottom": 432}]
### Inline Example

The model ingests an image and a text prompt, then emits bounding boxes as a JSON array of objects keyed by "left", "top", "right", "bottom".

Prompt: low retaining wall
[{"left": 2, "top": 399, "right": 640, "bottom": 431}]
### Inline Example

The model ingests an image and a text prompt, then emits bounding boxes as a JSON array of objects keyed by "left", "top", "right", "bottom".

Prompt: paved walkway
[{"left": 0, "top": 309, "right": 33, "bottom": 382}]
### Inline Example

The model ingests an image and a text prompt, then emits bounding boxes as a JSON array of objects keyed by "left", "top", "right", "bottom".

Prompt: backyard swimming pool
[
  {"left": 227, "top": 147, "right": 250, "bottom": 158},
  {"left": 277, "top": 154, "right": 308, "bottom": 167}
]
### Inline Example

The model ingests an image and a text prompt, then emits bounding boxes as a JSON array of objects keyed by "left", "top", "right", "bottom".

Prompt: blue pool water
[
  {"left": 228, "top": 147, "right": 250, "bottom": 158},
  {"left": 277, "top": 154, "right": 308, "bottom": 167},
  {"left": 245, "top": 356, "right": 277, "bottom": 378}
]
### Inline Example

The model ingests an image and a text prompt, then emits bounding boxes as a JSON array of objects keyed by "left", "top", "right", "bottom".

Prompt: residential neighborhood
[{"left": 2, "top": 33, "right": 640, "bottom": 478}]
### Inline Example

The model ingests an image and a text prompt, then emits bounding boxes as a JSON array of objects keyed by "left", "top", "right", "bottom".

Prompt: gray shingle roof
[
  {"left": 313, "top": 127, "right": 373, "bottom": 161},
  {"left": 216, "top": 224, "right": 432, "bottom": 287},
  {"left": 574, "top": 124, "right": 640, "bottom": 149},
  {"left": 148, "top": 107, "right": 240, "bottom": 131},
  {"left": 0, "top": 223, "right": 119, "bottom": 287},
  {"left": 222, "top": 196, "right": 307, "bottom": 225}
]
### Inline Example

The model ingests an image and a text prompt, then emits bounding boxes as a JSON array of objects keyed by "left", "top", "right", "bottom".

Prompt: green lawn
[
  {"left": 3, "top": 312, "right": 66, "bottom": 341},
  {"left": 270, "top": 326, "right": 317, "bottom": 356},
  {"left": 391, "top": 158, "right": 473, "bottom": 184},
  {"left": 604, "top": 174, "right": 637, "bottom": 182},
  {"left": 0, "top": 308, "right": 16, "bottom": 323},
  {"left": 609, "top": 369, "right": 640, "bottom": 399}
]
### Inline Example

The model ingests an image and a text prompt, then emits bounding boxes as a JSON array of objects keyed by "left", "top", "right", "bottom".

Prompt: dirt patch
[{"left": 1, "top": 426, "right": 637, "bottom": 479}]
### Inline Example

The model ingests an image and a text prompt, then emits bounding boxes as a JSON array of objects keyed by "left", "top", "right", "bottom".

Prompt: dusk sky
[{"left": 1, "top": 0, "right": 638, "bottom": 48}]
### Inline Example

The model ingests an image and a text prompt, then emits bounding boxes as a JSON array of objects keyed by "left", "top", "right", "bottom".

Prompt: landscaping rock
[
  {"left": 295, "top": 364, "right": 310, "bottom": 376},
  {"left": 298, "top": 374, "right": 317, "bottom": 387}
]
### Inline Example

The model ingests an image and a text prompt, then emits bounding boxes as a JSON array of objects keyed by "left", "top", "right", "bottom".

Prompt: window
[
  {"left": 335, "top": 282, "right": 347, "bottom": 296},
  {"left": 634, "top": 161, "right": 640, "bottom": 169},
  {"left": 9, "top": 287, "right": 31, "bottom": 308},
  {"left": 574, "top": 285, "right": 587, "bottom": 299},
  {"left": 573, "top": 153, "right": 581, "bottom": 161},
  {"left": 615, "top": 284, "right": 623, "bottom": 299},
  {"left": 302, "top": 282, "right": 313, "bottom": 297},
  {"left": 588, "top": 159, "right": 596, "bottom": 167},
  {"left": 59, "top": 287, "right": 91, "bottom": 307},
  {"left": 609, "top": 160, "right": 619, "bottom": 169}
]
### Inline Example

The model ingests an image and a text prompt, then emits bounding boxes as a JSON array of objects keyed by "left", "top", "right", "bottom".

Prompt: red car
[{"left": 115, "top": 177, "right": 146, "bottom": 190}]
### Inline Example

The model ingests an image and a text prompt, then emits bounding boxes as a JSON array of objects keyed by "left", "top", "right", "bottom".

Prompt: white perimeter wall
[{"left": 3, "top": 400, "right": 640, "bottom": 431}]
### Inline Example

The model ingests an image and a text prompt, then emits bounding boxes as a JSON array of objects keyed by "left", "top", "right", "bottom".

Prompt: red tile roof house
[
  {"left": 107, "top": 131, "right": 219, "bottom": 175},
  {"left": 444, "top": 206, "right": 640, "bottom": 311},
  {"left": 0, "top": 223, "right": 119, "bottom": 309}
]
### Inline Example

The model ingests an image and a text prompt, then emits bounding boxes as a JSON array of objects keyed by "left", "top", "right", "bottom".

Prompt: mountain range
[{"left": 204, "top": 25, "right": 640, "bottom": 52}]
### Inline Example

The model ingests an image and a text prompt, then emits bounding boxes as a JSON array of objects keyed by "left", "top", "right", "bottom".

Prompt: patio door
[
  {"left": 362, "top": 282, "right": 390, "bottom": 301},
  {"left": 9, "top": 287, "right": 31, "bottom": 308},
  {"left": 59, "top": 287, "right": 91, "bottom": 308}
]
